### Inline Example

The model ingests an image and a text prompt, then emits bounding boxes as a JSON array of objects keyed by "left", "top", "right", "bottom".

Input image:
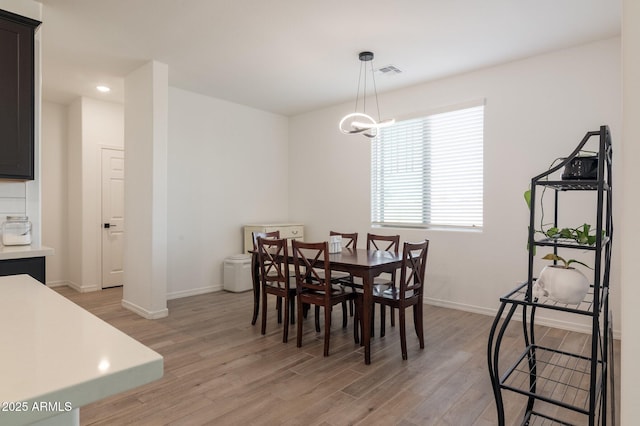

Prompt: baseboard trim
[
  {"left": 65, "top": 280, "right": 100, "bottom": 293},
  {"left": 424, "top": 296, "right": 621, "bottom": 340},
  {"left": 167, "top": 284, "right": 222, "bottom": 300},
  {"left": 121, "top": 299, "right": 169, "bottom": 319},
  {"left": 424, "top": 297, "right": 496, "bottom": 317},
  {"left": 46, "top": 280, "right": 71, "bottom": 288}
]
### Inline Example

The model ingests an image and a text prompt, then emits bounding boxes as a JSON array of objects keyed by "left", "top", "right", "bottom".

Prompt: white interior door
[{"left": 101, "top": 148, "right": 125, "bottom": 288}]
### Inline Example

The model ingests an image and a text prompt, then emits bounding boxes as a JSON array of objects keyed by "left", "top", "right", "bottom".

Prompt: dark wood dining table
[{"left": 251, "top": 247, "right": 403, "bottom": 364}]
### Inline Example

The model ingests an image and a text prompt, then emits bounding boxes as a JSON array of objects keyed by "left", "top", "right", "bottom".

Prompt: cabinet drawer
[
  {"left": 276, "top": 226, "right": 304, "bottom": 240},
  {"left": 244, "top": 224, "right": 305, "bottom": 253}
]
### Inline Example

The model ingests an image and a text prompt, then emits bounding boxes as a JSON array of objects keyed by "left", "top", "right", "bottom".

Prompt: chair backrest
[
  {"left": 252, "top": 230, "right": 280, "bottom": 251},
  {"left": 366, "top": 233, "right": 400, "bottom": 253},
  {"left": 329, "top": 231, "right": 358, "bottom": 249},
  {"left": 398, "top": 240, "right": 430, "bottom": 300},
  {"left": 257, "top": 237, "right": 290, "bottom": 289},
  {"left": 292, "top": 240, "right": 331, "bottom": 297}
]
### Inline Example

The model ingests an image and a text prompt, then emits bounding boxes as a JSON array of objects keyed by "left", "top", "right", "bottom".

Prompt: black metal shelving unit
[{"left": 487, "top": 125, "right": 614, "bottom": 425}]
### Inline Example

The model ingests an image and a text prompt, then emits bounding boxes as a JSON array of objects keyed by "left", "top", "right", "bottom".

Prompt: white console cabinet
[{"left": 243, "top": 223, "right": 304, "bottom": 253}]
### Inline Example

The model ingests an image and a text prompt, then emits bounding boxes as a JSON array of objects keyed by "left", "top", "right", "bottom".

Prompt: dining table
[{"left": 251, "top": 247, "right": 403, "bottom": 365}]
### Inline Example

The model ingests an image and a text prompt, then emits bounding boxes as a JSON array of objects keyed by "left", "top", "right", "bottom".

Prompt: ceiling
[{"left": 37, "top": 0, "right": 621, "bottom": 116}]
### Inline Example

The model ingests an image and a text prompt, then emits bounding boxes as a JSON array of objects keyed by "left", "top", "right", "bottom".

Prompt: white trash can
[{"left": 223, "top": 254, "right": 253, "bottom": 292}]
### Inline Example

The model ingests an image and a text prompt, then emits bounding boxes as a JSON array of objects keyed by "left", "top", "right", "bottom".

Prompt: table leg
[
  {"left": 362, "top": 273, "right": 373, "bottom": 364},
  {"left": 251, "top": 252, "right": 260, "bottom": 325}
]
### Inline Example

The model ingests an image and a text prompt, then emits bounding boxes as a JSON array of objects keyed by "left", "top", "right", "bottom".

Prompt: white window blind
[{"left": 371, "top": 104, "right": 484, "bottom": 228}]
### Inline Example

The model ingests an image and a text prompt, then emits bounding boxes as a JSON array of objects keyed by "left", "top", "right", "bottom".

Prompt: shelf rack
[{"left": 487, "top": 126, "right": 614, "bottom": 425}]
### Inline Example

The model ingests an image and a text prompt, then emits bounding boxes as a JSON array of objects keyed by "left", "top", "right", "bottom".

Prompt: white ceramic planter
[{"left": 533, "top": 265, "right": 590, "bottom": 304}]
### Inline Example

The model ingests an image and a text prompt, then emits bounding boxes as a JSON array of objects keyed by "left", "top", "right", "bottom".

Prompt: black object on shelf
[
  {"left": 562, "top": 155, "right": 599, "bottom": 180},
  {"left": 487, "top": 125, "right": 614, "bottom": 425}
]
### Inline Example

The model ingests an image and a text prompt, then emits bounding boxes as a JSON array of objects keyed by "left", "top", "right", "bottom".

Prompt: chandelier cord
[
  {"left": 370, "top": 60, "right": 382, "bottom": 123},
  {"left": 354, "top": 60, "right": 364, "bottom": 113},
  {"left": 339, "top": 51, "right": 395, "bottom": 139}
]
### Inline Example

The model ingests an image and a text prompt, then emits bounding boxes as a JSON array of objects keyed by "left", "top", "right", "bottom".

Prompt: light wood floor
[{"left": 53, "top": 286, "right": 620, "bottom": 425}]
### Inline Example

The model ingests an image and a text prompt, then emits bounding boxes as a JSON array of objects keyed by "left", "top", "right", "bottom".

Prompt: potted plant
[
  {"left": 524, "top": 189, "right": 602, "bottom": 246},
  {"left": 533, "top": 254, "right": 591, "bottom": 304}
]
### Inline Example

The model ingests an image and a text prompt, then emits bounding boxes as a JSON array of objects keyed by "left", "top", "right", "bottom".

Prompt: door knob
[{"left": 104, "top": 223, "right": 117, "bottom": 229}]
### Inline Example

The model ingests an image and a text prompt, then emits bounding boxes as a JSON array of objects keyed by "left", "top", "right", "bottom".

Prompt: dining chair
[
  {"left": 328, "top": 231, "right": 358, "bottom": 317},
  {"left": 329, "top": 231, "right": 358, "bottom": 250},
  {"left": 251, "top": 231, "right": 281, "bottom": 325},
  {"left": 372, "top": 240, "right": 429, "bottom": 360},
  {"left": 367, "top": 233, "right": 400, "bottom": 334},
  {"left": 292, "top": 240, "right": 357, "bottom": 357},
  {"left": 257, "top": 237, "right": 296, "bottom": 343},
  {"left": 311, "top": 231, "right": 358, "bottom": 326}
]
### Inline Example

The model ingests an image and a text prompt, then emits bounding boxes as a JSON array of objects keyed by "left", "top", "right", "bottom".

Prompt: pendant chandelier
[{"left": 339, "top": 51, "right": 395, "bottom": 139}]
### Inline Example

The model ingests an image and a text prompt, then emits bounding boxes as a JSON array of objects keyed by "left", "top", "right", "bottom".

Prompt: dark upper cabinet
[{"left": 0, "top": 9, "right": 40, "bottom": 180}]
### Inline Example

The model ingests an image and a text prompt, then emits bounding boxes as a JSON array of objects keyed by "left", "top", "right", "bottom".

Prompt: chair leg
[
  {"left": 315, "top": 306, "right": 321, "bottom": 332},
  {"left": 414, "top": 303, "right": 424, "bottom": 349},
  {"left": 296, "top": 299, "right": 304, "bottom": 348},
  {"left": 380, "top": 304, "right": 386, "bottom": 337},
  {"left": 353, "top": 297, "right": 360, "bottom": 344},
  {"left": 371, "top": 308, "right": 375, "bottom": 338},
  {"left": 324, "top": 305, "right": 332, "bottom": 357},
  {"left": 283, "top": 295, "right": 289, "bottom": 343},
  {"left": 276, "top": 297, "right": 283, "bottom": 324},
  {"left": 342, "top": 301, "right": 348, "bottom": 328},
  {"left": 389, "top": 281, "right": 396, "bottom": 327},
  {"left": 289, "top": 295, "right": 296, "bottom": 325},
  {"left": 252, "top": 289, "right": 260, "bottom": 325},
  {"left": 348, "top": 280, "right": 355, "bottom": 317},
  {"left": 303, "top": 303, "right": 309, "bottom": 319},
  {"left": 399, "top": 307, "right": 408, "bottom": 360},
  {"left": 390, "top": 305, "right": 395, "bottom": 327},
  {"left": 251, "top": 256, "right": 260, "bottom": 325},
  {"left": 261, "top": 289, "right": 268, "bottom": 335}
]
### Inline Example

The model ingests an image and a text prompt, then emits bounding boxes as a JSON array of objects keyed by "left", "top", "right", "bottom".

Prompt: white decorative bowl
[{"left": 534, "top": 265, "right": 590, "bottom": 305}]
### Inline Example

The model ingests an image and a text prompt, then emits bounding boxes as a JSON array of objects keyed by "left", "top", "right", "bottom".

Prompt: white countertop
[
  {"left": 0, "top": 244, "right": 54, "bottom": 260},
  {"left": 0, "top": 275, "right": 163, "bottom": 425}
]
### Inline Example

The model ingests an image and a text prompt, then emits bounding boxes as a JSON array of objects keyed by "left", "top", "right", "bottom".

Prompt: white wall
[
  {"left": 41, "top": 101, "right": 68, "bottom": 286},
  {"left": 122, "top": 61, "right": 168, "bottom": 318},
  {"left": 620, "top": 0, "right": 639, "bottom": 422},
  {"left": 167, "top": 87, "right": 289, "bottom": 299},
  {"left": 289, "top": 38, "right": 622, "bottom": 335},
  {"left": 66, "top": 97, "right": 124, "bottom": 291},
  {"left": 67, "top": 99, "right": 82, "bottom": 287},
  {"left": 0, "top": 0, "right": 40, "bottom": 18}
]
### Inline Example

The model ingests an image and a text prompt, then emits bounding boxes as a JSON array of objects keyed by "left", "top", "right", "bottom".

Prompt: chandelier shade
[{"left": 339, "top": 51, "right": 395, "bottom": 139}]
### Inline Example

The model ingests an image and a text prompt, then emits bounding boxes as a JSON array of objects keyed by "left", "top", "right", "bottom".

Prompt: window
[{"left": 371, "top": 103, "right": 484, "bottom": 228}]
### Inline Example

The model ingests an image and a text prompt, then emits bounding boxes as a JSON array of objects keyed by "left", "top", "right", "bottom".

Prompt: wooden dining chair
[
  {"left": 257, "top": 237, "right": 296, "bottom": 343},
  {"left": 251, "top": 231, "right": 280, "bottom": 325},
  {"left": 310, "top": 231, "right": 358, "bottom": 326},
  {"left": 328, "top": 231, "right": 358, "bottom": 317},
  {"left": 348, "top": 233, "right": 400, "bottom": 340},
  {"left": 367, "top": 233, "right": 400, "bottom": 334},
  {"left": 292, "top": 240, "right": 357, "bottom": 357},
  {"left": 329, "top": 231, "right": 358, "bottom": 250},
  {"left": 372, "top": 240, "right": 429, "bottom": 360}
]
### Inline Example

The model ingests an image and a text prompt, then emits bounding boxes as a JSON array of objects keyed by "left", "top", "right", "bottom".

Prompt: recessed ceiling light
[{"left": 96, "top": 85, "right": 111, "bottom": 93}]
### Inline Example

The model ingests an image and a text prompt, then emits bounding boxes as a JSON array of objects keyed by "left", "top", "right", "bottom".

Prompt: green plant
[
  {"left": 541, "top": 223, "right": 600, "bottom": 245},
  {"left": 542, "top": 253, "right": 591, "bottom": 269},
  {"left": 523, "top": 189, "right": 601, "bottom": 246}
]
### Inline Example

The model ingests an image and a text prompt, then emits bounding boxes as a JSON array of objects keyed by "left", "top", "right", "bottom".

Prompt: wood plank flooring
[{"left": 53, "top": 286, "right": 620, "bottom": 425}]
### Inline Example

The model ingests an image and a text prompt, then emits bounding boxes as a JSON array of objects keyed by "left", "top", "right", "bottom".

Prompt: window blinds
[{"left": 371, "top": 104, "right": 484, "bottom": 228}]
